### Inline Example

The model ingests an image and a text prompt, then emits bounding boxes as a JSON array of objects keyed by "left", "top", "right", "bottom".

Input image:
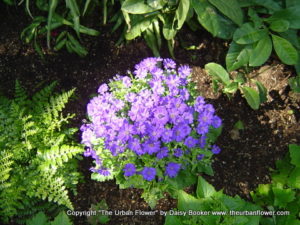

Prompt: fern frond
[
  {"left": 49, "top": 89, "right": 75, "bottom": 118},
  {"left": 0, "top": 151, "right": 13, "bottom": 186},
  {"left": 32, "top": 81, "right": 57, "bottom": 114},
  {"left": 14, "top": 80, "right": 28, "bottom": 107}
]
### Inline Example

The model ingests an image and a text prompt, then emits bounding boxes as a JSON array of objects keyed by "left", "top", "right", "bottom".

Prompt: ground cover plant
[
  {"left": 81, "top": 57, "right": 222, "bottom": 208},
  {"left": 0, "top": 81, "right": 83, "bottom": 224}
]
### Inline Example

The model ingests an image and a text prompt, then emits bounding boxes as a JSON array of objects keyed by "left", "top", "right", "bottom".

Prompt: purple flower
[
  {"left": 141, "top": 57, "right": 159, "bottom": 71},
  {"left": 212, "top": 116, "right": 222, "bottom": 128},
  {"left": 198, "top": 111, "right": 213, "bottom": 125},
  {"left": 172, "top": 123, "right": 191, "bottom": 142},
  {"left": 147, "top": 125, "right": 163, "bottom": 141},
  {"left": 153, "top": 106, "right": 169, "bottom": 126},
  {"left": 199, "top": 135, "right": 207, "bottom": 148},
  {"left": 163, "top": 58, "right": 176, "bottom": 69},
  {"left": 194, "top": 96, "right": 205, "bottom": 112},
  {"left": 142, "top": 139, "right": 161, "bottom": 154},
  {"left": 141, "top": 167, "right": 156, "bottom": 181},
  {"left": 179, "top": 88, "right": 190, "bottom": 101},
  {"left": 184, "top": 136, "right": 198, "bottom": 148},
  {"left": 98, "top": 83, "right": 109, "bottom": 94},
  {"left": 134, "top": 64, "right": 148, "bottom": 79},
  {"left": 122, "top": 76, "right": 132, "bottom": 88},
  {"left": 157, "top": 147, "right": 169, "bottom": 159},
  {"left": 178, "top": 65, "right": 191, "bottom": 78},
  {"left": 165, "top": 162, "right": 181, "bottom": 178},
  {"left": 117, "top": 121, "right": 133, "bottom": 142},
  {"left": 128, "top": 138, "right": 144, "bottom": 155},
  {"left": 197, "top": 154, "right": 204, "bottom": 160},
  {"left": 212, "top": 145, "right": 221, "bottom": 154},
  {"left": 123, "top": 163, "right": 136, "bottom": 176},
  {"left": 166, "top": 75, "right": 181, "bottom": 89},
  {"left": 196, "top": 124, "right": 209, "bottom": 135},
  {"left": 161, "top": 128, "right": 173, "bottom": 143},
  {"left": 174, "top": 148, "right": 183, "bottom": 157}
]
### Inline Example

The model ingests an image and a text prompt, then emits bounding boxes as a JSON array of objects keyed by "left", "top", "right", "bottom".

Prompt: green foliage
[
  {"left": 251, "top": 144, "right": 300, "bottom": 225},
  {"left": 0, "top": 81, "right": 83, "bottom": 223},
  {"left": 205, "top": 63, "right": 267, "bottom": 110},
  {"left": 164, "top": 176, "right": 261, "bottom": 225},
  {"left": 25, "top": 211, "right": 73, "bottom": 225},
  {"left": 87, "top": 200, "right": 110, "bottom": 225}
]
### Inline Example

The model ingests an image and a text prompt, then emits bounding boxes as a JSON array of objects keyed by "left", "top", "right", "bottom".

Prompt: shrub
[
  {"left": 81, "top": 58, "right": 222, "bottom": 207},
  {"left": 0, "top": 81, "right": 83, "bottom": 223}
]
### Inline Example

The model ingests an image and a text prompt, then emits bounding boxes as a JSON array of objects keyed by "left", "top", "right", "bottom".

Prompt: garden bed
[{"left": 0, "top": 4, "right": 299, "bottom": 225}]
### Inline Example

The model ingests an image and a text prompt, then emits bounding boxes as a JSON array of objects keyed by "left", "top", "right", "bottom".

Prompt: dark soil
[{"left": 1, "top": 4, "right": 299, "bottom": 225}]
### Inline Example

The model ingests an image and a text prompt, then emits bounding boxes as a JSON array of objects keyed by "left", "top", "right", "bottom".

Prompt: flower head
[
  {"left": 123, "top": 163, "right": 136, "bottom": 176},
  {"left": 141, "top": 167, "right": 156, "bottom": 181},
  {"left": 165, "top": 162, "right": 181, "bottom": 178}
]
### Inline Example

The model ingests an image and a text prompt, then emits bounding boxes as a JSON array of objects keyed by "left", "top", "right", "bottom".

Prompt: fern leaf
[
  {"left": 0, "top": 151, "right": 13, "bottom": 185},
  {"left": 14, "top": 80, "right": 28, "bottom": 107},
  {"left": 32, "top": 81, "right": 57, "bottom": 114}
]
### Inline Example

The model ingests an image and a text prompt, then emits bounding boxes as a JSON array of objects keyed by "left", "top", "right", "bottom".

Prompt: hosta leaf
[
  {"left": 161, "top": 14, "right": 177, "bottom": 40},
  {"left": 249, "top": 35, "right": 272, "bottom": 67},
  {"left": 233, "top": 23, "right": 268, "bottom": 44},
  {"left": 241, "top": 86, "right": 260, "bottom": 110},
  {"left": 125, "top": 15, "right": 154, "bottom": 40},
  {"left": 278, "top": 29, "right": 300, "bottom": 50},
  {"left": 272, "top": 34, "right": 298, "bottom": 65},
  {"left": 25, "top": 212, "right": 49, "bottom": 225},
  {"left": 256, "top": 81, "right": 267, "bottom": 103},
  {"left": 175, "top": 0, "right": 190, "bottom": 29},
  {"left": 191, "top": 0, "right": 236, "bottom": 39},
  {"left": 205, "top": 63, "right": 230, "bottom": 85},
  {"left": 208, "top": 0, "right": 243, "bottom": 26},
  {"left": 270, "top": 19, "right": 290, "bottom": 32},
  {"left": 223, "top": 82, "right": 239, "bottom": 94},
  {"left": 196, "top": 176, "right": 216, "bottom": 198},
  {"left": 289, "top": 144, "right": 300, "bottom": 167},
  {"left": 178, "top": 190, "right": 203, "bottom": 211},
  {"left": 226, "top": 41, "right": 250, "bottom": 71},
  {"left": 287, "top": 168, "right": 300, "bottom": 188},
  {"left": 143, "top": 24, "right": 160, "bottom": 56},
  {"left": 122, "top": 0, "right": 156, "bottom": 14},
  {"left": 272, "top": 187, "right": 296, "bottom": 208},
  {"left": 51, "top": 211, "right": 72, "bottom": 225},
  {"left": 267, "top": 6, "right": 300, "bottom": 29}
]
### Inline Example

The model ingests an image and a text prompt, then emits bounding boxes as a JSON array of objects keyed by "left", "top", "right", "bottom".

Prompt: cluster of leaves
[
  {"left": 164, "top": 176, "right": 261, "bottom": 225},
  {"left": 251, "top": 144, "right": 300, "bottom": 225},
  {"left": 205, "top": 62, "right": 267, "bottom": 110},
  {"left": 4, "top": 0, "right": 100, "bottom": 57},
  {"left": 81, "top": 58, "right": 222, "bottom": 208},
  {"left": 0, "top": 81, "right": 83, "bottom": 223},
  {"left": 25, "top": 211, "right": 73, "bottom": 225},
  {"left": 87, "top": 200, "right": 110, "bottom": 225}
]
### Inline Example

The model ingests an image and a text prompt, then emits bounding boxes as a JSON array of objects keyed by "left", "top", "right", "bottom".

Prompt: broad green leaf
[
  {"left": 223, "top": 82, "right": 239, "bottom": 94},
  {"left": 161, "top": 14, "right": 177, "bottom": 40},
  {"left": 289, "top": 144, "right": 300, "bottom": 167},
  {"left": 208, "top": 0, "right": 243, "bottom": 26},
  {"left": 164, "top": 215, "right": 183, "bottom": 225},
  {"left": 205, "top": 63, "right": 230, "bottom": 85},
  {"left": 147, "top": 0, "right": 166, "bottom": 9},
  {"left": 166, "top": 169, "right": 197, "bottom": 190},
  {"left": 153, "top": 19, "right": 161, "bottom": 49},
  {"left": 256, "top": 81, "right": 267, "bottom": 103},
  {"left": 270, "top": 19, "right": 290, "bottom": 32},
  {"left": 289, "top": 76, "right": 300, "bottom": 93},
  {"left": 196, "top": 176, "right": 216, "bottom": 198},
  {"left": 26, "top": 212, "right": 49, "bottom": 225},
  {"left": 175, "top": 0, "right": 190, "bottom": 29},
  {"left": 177, "top": 190, "right": 203, "bottom": 211},
  {"left": 143, "top": 25, "right": 160, "bottom": 56},
  {"left": 249, "top": 35, "right": 272, "bottom": 67},
  {"left": 248, "top": 8, "right": 263, "bottom": 28},
  {"left": 191, "top": 0, "right": 236, "bottom": 39},
  {"left": 252, "top": 0, "right": 282, "bottom": 13},
  {"left": 234, "top": 120, "right": 244, "bottom": 130},
  {"left": 272, "top": 34, "right": 298, "bottom": 65},
  {"left": 125, "top": 15, "right": 154, "bottom": 40},
  {"left": 288, "top": 168, "right": 300, "bottom": 188},
  {"left": 233, "top": 23, "right": 268, "bottom": 44},
  {"left": 278, "top": 29, "right": 300, "bottom": 50},
  {"left": 51, "top": 211, "right": 72, "bottom": 225},
  {"left": 267, "top": 6, "right": 300, "bottom": 29},
  {"left": 122, "top": 0, "right": 156, "bottom": 14},
  {"left": 241, "top": 86, "right": 260, "bottom": 110},
  {"left": 226, "top": 41, "right": 250, "bottom": 71},
  {"left": 272, "top": 187, "right": 296, "bottom": 208}
]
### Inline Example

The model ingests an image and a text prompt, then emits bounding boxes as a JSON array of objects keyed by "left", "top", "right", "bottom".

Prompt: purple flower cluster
[{"left": 81, "top": 58, "right": 222, "bottom": 181}]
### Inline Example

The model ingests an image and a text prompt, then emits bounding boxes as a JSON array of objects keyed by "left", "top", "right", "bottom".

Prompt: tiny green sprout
[
  {"left": 287, "top": 110, "right": 294, "bottom": 115},
  {"left": 234, "top": 120, "right": 244, "bottom": 130},
  {"left": 87, "top": 200, "right": 110, "bottom": 225}
]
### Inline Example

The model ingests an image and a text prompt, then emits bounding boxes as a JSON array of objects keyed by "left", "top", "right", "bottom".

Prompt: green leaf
[
  {"left": 164, "top": 215, "right": 183, "bottom": 225},
  {"left": 177, "top": 190, "right": 203, "bottom": 211},
  {"left": 47, "top": 0, "right": 59, "bottom": 48},
  {"left": 166, "top": 169, "right": 197, "bottom": 191},
  {"left": 234, "top": 120, "right": 244, "bottom": 130},
  {"left": 256, "top": 81, "right": 267, "bottom": 103},
  {"left": 161, "top": 14, "right": 177, "bottom": 40},
  {"left": 289, "top": 144, "right": 300, "bottom": 167},
  {"left": 208, "top": 0, "right": 243, "bottom": 26},
  {"left": 196, "top": 176, "right": 216, "bottom": 198},
  {"left": 125, "top": 15, "right": 154, "bottom": 40},
  {"left": 143, "top": 24, "right": 160, "bottom": 56},
  {"left": 270, "top": 19, "right": 290, "bottom": 32},
  {"left": 191, "top": 0, "right": 236, "bottom": 39},
  {"left": 233, "top": 23, "right": 268, "bottom": 44},
  {"left": 26, "top": 212, "right": 49, "bottom": 225},
  {"left": 267, "top": 6, "right": 300, "bottom": 29},
  {"left": 241, "top": 86, "right": 260, "bottom": 110},
  {"left": 272, "top": 34, "right": 298, "bottom": 65},
  {"left": 226, "top": 41, "right": 250, "bottom": 71},
  {"left": 278, "top": 29, "right": 300, "bottom": 50},
  {"left": 83, "top": 0, "right": 92, "bottom": 16},
  {"left": 272, "top": 187, "right": 296, "bottom": 208},
  {"left": 122, "top": 0, "right": 156, "bottom": 14},
  {"left": 289, "top": 75, "right": 300, "bottom": 93},
  {"left": 205, "top": 63, "right": 231, "bottom": 85},
  {"left": 51, "top": 211, "right": 72, "bottom": 225},
  {"left": 288, "top": 168, "right": 300, "bottom": 188},
  {"left": 286, "top": 0, "right": 300, "bottom": 8},
  {"left": 175, "top": 0, "right": 190, "bottom": 29},
  {"left": 91, "top": 172, "right": 114, "bottom": 182},
  {"left": 249, "top": 35, "right": 272, "bottom": 67},
  {"left": 223, "top": 82, "right": 239, "bottom": 94}
]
